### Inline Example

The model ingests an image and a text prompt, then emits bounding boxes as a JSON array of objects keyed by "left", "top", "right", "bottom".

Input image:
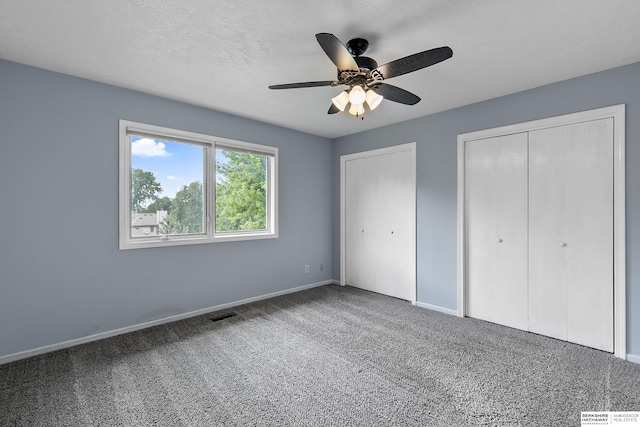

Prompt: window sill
[{"left": 119, "top": 231, "right": 278, "bottom": 250}]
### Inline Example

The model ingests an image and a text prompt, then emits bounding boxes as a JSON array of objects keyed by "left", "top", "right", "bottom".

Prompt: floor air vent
[{"left": 210, "top": 313, "right": 237, "bottom": 323}]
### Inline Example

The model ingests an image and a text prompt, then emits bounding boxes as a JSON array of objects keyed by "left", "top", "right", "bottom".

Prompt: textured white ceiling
[{"left": 1, "top": 1, "right": 640, "bottom": 138}]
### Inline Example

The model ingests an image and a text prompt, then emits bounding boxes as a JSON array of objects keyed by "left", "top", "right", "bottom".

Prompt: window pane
[
  {"left": 215, "top": 149, "right": 268, "bottom": 232},
  {"left": 130, "top": 136, "right": 205, "bottom": 237}
]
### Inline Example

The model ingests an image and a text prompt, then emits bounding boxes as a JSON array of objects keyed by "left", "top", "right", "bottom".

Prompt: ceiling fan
[{"left": 268, "top": 33, "right": 453, "bottom": 118}]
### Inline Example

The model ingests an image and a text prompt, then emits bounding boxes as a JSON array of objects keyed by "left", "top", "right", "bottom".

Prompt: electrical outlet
[
  {"left": 305, "top": 265, "right": 310, "bottom": 273},
  {"left": 320, "top": 263, "right": 324, "bottom": 271}
]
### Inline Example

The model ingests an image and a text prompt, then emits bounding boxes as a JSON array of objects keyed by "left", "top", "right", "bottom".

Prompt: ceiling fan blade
[
  {"left": 268, "top": 81, "right": 336, "bottom": 89},
  {"left": 328, "top": 104, "right": 340, "bottom": 114},
  {"left": 369, "top": 83, "right": 421, "bottom": 105},
  {"left": 373, "top": 46, "right": 453, "bottom": 80},
  {"left": 315, "top": 33, "right": 359, "bottom": 72}
]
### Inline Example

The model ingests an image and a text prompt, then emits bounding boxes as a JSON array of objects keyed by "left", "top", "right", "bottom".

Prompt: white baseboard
[
  {"left": 416, "top": 301, "right": 458, "bottom": 316},
  {"left": 414, "top": 304, "right": 639, "bottom": 364},
  {"left": 627, "top": 353, "right": 640, "bottom": 364},
  {"left": 0, "top": 280, "right": 333, "bottom": 366}
]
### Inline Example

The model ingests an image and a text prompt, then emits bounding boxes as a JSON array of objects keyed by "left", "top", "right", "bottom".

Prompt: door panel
[
  {"left": 346, "top": 157, "right": 378, "bottom": 291},
  {"left": 465, "top": 133, "right": 529, "bottom": 330},
  {"left": 377, "top": 150, "right": 414, "bottom": 300},
  {"left": 345, "top": 158, "right": 365, "bottom": 288},
  {"left": 528, "top": 118, "right": 613, "bottom": 352},
  {"left": 528, "top": 126, "right": 570, "bottom": 341}
]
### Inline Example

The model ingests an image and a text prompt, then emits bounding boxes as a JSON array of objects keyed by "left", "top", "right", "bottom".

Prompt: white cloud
[
  {"left": 131, "top": 138, "right": 169, "bottom": 157},
  {"left": 167, "top": 175, "right": 179, "bottom": 180}
]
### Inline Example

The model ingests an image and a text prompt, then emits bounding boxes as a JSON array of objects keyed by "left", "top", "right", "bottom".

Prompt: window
[{"left": 119, "top": 120, "right": 278, "bottom": 249}]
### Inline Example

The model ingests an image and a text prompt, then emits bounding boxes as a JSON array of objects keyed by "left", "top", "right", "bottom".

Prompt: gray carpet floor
[{"left": 1, "top": 284, "right": 639, "bottom": 426}]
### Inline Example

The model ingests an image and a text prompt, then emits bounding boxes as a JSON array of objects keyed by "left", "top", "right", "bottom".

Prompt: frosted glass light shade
[
  {"left": 365, "top": 90, "right": 384, "bottom": 110},
  {"left": 331, "top": 91, "right": 350, "bottom": 112},
  {"left": 348, "top": 85, "right": 366, "bottom": 106},
  {"left": 349, "top": 103, "right": 365, "bottom": 116}
]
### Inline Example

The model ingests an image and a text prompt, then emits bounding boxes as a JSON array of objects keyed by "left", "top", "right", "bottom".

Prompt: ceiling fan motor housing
[
  {"left": 346, "top": 38, "right": 378, "bottom": 72},
  {"left": 355, "top": 56, "right": 378, "bottom": 71},
  {"left": 337, "top": 57, "right": 379, "bottom": 83}
]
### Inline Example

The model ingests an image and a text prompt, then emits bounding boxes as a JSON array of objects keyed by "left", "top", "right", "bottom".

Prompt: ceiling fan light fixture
[
  {"left": 331, "top": 91, "right": 350, "bottom": 112},
  {"left": 348, "top": 85, "right": 366, "bottom": 106},
  {"left": 365, "top": 90, "right": 384, "bottom": 111},
  {"left": 349, "top": 103, "right": 365, "bottom": 117}
]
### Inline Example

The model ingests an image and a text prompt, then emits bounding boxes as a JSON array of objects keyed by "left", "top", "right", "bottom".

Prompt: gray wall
[
  {"left": 0, "top": 59, "right": 333, "bottom": 359},
  {"left": 2, "top": 57, "right": 639, "bottom": 361},
  {"left": 332, "top": 61, "right": 640, "bottom": 358}
]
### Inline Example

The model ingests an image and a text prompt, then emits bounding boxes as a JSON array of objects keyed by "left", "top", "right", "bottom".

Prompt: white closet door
[
  {"left": 345, "top": 149, "right": 415, "bottom": 301},
  {"left": 359, "top": 154, "right": 383, "bottom": 295},
  {"left": 465, "top": 133, "right": 529, "bottom": 330},
  {"left": 345, "top": 157, "right": 377, "bottom": 291},
  {"left": 528, "top": 118, "right": 614, "bottom": 352},
  {"left": 376, "top": 150, "right": 414, "bottom": 301}
]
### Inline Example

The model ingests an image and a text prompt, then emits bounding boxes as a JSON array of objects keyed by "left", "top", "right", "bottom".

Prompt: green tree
[
  {"left": 215, "top": 151, "right": 267, "bottom": 232},
  {"left": 160, "top": 181, "right": 203, "bottom": 234},
  {"left": 131, "top": 168, "right": 162, "bottom": 212},
  {"left": 145, "top": 196, "right": 171, "bottom": 213}
]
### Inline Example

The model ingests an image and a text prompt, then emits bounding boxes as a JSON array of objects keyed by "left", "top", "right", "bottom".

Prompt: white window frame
[{"left": 119, "top": 120, "right": 278, "bottom": 250}]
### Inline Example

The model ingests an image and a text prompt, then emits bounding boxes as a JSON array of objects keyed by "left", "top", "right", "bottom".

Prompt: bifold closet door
[
  {"left": 375, "top": 150, "right": 414, "bottom": 300},
  {"left": 345, "top": 150, "right": 414, "bottom": 301},
  {"left": 528, "top": 118, "right": 614, "bottom": 352},
  {"left": 465, "top": 133, "right": 529, "bottom": 330},
  {"left": 345, "top": 157, "right": 371, "bottom": 291}
]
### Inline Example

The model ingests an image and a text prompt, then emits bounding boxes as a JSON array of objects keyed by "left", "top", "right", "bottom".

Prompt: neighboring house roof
[
  {"left": 131, "top": 211, "right": 167, "bottom": 227},
  {"left": 132, "top": 213, "right": 158, "bottom": 227}
]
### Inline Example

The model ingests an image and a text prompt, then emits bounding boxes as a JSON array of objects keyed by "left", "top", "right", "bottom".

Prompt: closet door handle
[
  {"left": 558, "top": 241, "right": 567, "bottom": 247},
  {"left": 497, "top": 238, "right": 503, "bottom": 243}
]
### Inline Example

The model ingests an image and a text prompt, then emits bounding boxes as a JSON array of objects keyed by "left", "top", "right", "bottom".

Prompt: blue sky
[{"left": 131, "top": 136, "right": 204, "bottom": 199}]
